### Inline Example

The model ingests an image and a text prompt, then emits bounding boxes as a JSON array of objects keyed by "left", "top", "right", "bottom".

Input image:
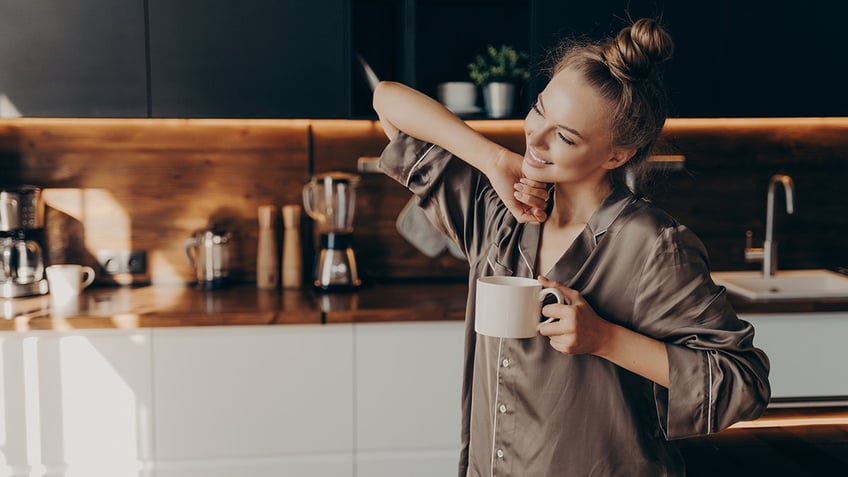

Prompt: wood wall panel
[
  {"left": 652, "top": 118, "right": 848, "bottom": 272},
  {"left": 1, "top": 117, "right": 846, "bottom": 289},
  {"left": 0, "top": 119, "right": 310, "bottom": 285}
]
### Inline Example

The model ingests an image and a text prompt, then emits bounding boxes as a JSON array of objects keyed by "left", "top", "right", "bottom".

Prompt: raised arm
[
  {"left": 373, "top": 81, "right": 547, "bottom": 222},
  {"left": 373, "top": 81, "right": 506, "bottom": 171}
]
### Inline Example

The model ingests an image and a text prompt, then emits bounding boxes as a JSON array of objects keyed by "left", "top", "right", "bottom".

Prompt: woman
[{"left": 373, "top": 18, "right": 770, "bottom": 477}]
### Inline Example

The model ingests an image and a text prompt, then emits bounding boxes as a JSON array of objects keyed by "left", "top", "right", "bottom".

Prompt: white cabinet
[
  {"left": 0, "top": 320, "right": 464, "bottom": 477},
  {"left": 151, "top": 325, "right": 355, "bottom": 477},
  {"left": 354, "top": 321, "right": 464, "bottom": 477},
  {"left": 743, "top": 312, "right": 848, "bottom": 400},
  {"left": 0, "top": 333, "right": 30, "bottom": 477},
  {"left": 0, "top": 329, "right": 153, "bottom": 477}
]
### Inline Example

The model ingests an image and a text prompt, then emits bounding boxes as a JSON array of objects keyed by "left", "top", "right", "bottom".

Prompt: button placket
[{"left": 492, "top": 341, "right": 517, "bottom": 474}]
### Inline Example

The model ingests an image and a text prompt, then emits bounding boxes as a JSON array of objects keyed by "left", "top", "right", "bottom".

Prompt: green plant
[{"left": 468, "top": 45, "right": 530, "bottom": 86}]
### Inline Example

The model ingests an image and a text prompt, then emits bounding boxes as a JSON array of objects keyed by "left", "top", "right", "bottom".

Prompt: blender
[{"left": 302, "top": 171, "right": 361, "bottom": 290}]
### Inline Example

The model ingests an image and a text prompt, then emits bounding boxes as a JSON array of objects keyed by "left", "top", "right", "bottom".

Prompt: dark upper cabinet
[
  {"left": 1, "top": 0, "right": 843, "bottom": 118},
  {"left": 355, "top": 0, "right": 847, "bottom": 119},
  {"left": 532, "top": 0, "right": 848, "bottom": 117},
  {"left": 352, "top": 0, "right": 532, "bottom": 118},
  {"left": 0, "top": 0, "right": 147, "bottom": 117},
  {"left": 147, "top": 0, "right": 349, "bottom": 118},
  {"left": 716, "top": 0, "right": 848, "bottom": 117}
]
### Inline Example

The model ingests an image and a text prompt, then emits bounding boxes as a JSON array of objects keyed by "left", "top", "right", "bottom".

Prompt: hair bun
[{"left": 603, "top": 18, "right": 674, "bottom": 82}]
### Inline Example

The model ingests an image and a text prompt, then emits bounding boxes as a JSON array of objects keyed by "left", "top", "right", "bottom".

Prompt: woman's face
[{"left": 522, "top": 67, "right": 626, "bottom": 186}]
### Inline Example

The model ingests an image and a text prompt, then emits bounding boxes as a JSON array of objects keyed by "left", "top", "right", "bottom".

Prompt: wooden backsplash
[{"left": 1, "top": 117, "right": 846, "bottom": 287}]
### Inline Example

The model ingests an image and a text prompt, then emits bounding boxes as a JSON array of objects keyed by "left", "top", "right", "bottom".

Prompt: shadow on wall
[{"left": 2, "top": 119, "right": 312, "bottom": 286}]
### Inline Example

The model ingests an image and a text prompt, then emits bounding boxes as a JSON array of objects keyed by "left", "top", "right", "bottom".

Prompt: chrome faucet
[{"left": 745, "top": 174, "right": 795, "bottom": 277}]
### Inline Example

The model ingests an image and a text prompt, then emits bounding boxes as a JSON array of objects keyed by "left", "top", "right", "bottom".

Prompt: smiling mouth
[{"left": 527, "top": 149, "right": 552, "bottom": 165}]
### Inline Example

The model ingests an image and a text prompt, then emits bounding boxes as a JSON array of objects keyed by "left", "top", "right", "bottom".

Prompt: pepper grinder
[
  {"left": 281, "top": 204, "right": 303, "bottom": 289},
  {"left": 256, "top": 204, "right": 279, "bottom": 290}
]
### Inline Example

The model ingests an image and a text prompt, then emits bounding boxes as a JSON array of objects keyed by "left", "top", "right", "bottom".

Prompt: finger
[
  {"left": 513, "top": 188, "right": 547, "bottom": 211},
  {"left": 511, "top": 203, "right": 540, "bottom": 224},
  {"left": 537, "top": 318, "right": 559, "bottom": 336},
  {"left": 514, "top": 181, "right": 549, "bottom": 201},
  {"left": 507, "top": 196, "right": 546, "bottom": 224},
  {"left": 531, "top": 207, "right": 548, "bottom": 222},
  {"left": 513, "top": 178, "right": 550, "bottom": 201},
  {"left": 519, "top": 177, "right": 548, "bottom": 189}
]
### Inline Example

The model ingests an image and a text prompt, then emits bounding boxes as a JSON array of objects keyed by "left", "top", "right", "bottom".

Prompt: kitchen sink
[{"left": 711, "top": 269, "right": 848, "bottom": 300}]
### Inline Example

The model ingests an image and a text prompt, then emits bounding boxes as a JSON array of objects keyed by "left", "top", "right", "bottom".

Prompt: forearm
[
  {"left": 372, "top": 81, "right": 507, "bottom": 174},
  {"left": 598, "top": 323, "right": 670, "bottom": 388}
]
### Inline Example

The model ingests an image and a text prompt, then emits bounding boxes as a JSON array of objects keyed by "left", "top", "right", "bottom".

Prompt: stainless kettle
[{"left": 185, "top": 226, "right": 234, "bottom": 289}]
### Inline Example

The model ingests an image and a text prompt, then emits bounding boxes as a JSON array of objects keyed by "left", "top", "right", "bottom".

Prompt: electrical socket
[{"left": 97, "top": 249, "right": 147, "bottom": 275}]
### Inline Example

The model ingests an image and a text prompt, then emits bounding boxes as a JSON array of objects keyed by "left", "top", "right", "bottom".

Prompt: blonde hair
[{"left": 549, "top": 18, "right": 674, "bottom": 192}]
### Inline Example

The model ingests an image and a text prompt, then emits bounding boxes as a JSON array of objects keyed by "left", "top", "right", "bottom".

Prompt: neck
[{"left": 548, "top": 179, "right": 611, "bottom": 227}]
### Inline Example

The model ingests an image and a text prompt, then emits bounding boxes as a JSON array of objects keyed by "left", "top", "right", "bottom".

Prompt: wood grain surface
[{"left": 1, "top": 117, "right": 846, "bottom": 287}]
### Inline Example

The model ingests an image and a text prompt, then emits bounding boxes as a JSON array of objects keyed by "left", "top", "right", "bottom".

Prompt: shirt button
[
  {"left": 497, "top": 449, "right": 504, "bottom": 459},
  {"left": 502, "top": 358, "right": 509, "bottom": 368},
  {"left": 499, "top": 404, "right": 507, "bottom": 413}
]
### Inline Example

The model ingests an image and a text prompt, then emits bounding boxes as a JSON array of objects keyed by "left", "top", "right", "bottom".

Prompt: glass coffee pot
[
  {"left": 302, "top": 171, "right": 361, "bottom": 290},
  {"left": 0, "top": 232, "right": 44, "bottom": 285}
]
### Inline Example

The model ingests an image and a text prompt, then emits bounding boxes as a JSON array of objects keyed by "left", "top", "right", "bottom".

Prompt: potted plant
[{"left": 468, "top": 45, "right": 530, "bottom": 118}]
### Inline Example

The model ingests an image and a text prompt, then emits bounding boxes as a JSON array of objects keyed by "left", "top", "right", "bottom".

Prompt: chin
[{"left": 521, "top": 164, "right": 547, "bottom": 182}]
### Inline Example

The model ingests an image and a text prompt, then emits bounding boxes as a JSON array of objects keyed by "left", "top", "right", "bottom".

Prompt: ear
[{"left": 602, "top": 148, "right": 637, "bottom": 170}]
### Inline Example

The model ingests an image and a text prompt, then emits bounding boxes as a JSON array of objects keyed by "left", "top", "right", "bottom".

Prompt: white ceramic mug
[
  {"left": 46, "top": 264, "right": 95, "bottom": 303},
  {"left": 437, "top": 81, "right": 477, "bottom": 110},
  {"left": 475, "top": 276, "right": 565, "bottom": 339}
]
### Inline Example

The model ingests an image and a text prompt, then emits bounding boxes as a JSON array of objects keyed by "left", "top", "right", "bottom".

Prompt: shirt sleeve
[
  {"left": 378, "top": 130, "right": 510, "bottom": 263},
  {"left": 633, "top": 225, "right": 771, "bottom": 440}
]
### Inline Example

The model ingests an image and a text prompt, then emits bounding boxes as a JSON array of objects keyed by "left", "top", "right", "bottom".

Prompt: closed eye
[
  {"left": 534, "top": 100, "right": 576, "bottom": 146},
  {"left": 558, "top": 132, "right": 575, "bottom": 145}
]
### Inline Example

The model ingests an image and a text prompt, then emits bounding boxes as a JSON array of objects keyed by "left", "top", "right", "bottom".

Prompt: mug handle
[
  {"left": 537, "top": 288, "right": 565, "bottom": 329},
  {"left": 80, "top": 266, "right": 96, "bottom": 289}
]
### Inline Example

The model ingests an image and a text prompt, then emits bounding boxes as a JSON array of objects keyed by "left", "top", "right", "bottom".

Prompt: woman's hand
[
  {"left": 536, "top": 276, "right": 670, "bottom": 386},
  {"left": 536, "top": 276, "right": 613, "bottom": 356},
  {"left": 490, "top": 149, "right": 549, "bottom": 223}
]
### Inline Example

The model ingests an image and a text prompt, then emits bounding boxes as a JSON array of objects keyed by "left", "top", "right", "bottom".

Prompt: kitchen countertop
[
  {"left": 0, "top": 281, "right": 469, "bottom": 331},
  {"left": 2, "top": 281, "right": 848, "bottom": 332}
]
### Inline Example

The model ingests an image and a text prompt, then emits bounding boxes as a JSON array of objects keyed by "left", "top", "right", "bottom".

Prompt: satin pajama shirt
[{"left": 379, "top": 132, "right": 771, "bottom": 477}]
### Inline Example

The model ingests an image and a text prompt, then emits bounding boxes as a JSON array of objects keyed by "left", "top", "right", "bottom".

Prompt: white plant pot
[{"left": 482, "top": 82, "right": 515, "bottom": 119}]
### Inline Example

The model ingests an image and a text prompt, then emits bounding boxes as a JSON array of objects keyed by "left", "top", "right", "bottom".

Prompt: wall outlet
[{"left": 97, "top": 249, "right": 147, "bottom": 275}]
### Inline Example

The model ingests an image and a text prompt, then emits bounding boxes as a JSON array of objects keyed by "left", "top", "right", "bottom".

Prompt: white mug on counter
[
  {"left": 475, "top": 276, "right": 565, "bottom": 339},
  {"left": 46, "top": 264, "right": 95, "bottom": 303}
]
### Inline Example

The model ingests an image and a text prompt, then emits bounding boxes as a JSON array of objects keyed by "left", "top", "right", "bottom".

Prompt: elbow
[
  {"left": 373, "top": 81, "right": 401, "bottom": 140},
  {"left": 372, "top": 81, "right": 398, "bottom": 116}
]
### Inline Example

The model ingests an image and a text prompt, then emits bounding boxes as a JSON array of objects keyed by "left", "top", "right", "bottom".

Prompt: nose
[{"left": 524, "top": 121, "right": 545, "bottom": 149}]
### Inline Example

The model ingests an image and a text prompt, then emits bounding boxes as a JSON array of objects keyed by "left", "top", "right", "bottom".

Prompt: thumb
[{"left": 507, "top": 199, "right": 539, "bottom": 224}]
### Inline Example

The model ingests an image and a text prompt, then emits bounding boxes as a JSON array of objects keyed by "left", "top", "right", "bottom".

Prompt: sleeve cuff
[
  {"left": 378, "top": 131, "right": 455, "bottom": 198},
  {"left": 655, "top": 344, "right": 712, "bottom": 440}
]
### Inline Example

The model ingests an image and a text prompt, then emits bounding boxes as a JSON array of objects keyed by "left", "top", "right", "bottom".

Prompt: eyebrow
[{"left": 538, "top": 94, "right": 584, "bottom": 139}]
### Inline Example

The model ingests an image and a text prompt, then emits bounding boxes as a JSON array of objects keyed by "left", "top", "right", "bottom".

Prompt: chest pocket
[{"left": 484, "top": 243, "right": 513, "bottom": 276}]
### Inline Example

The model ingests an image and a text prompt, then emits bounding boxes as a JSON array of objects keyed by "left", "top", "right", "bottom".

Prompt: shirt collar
[{"left": 586, "top": 187, "right": 635, "bottom": 244}]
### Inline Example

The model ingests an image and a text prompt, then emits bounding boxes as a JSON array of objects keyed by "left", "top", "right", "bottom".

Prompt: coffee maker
[
  {"left": 302, "top": 172, "right": 361, "bottom": 290},
  {"left": 0, "top": 185, "right": 48, "bottom": 298}
]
